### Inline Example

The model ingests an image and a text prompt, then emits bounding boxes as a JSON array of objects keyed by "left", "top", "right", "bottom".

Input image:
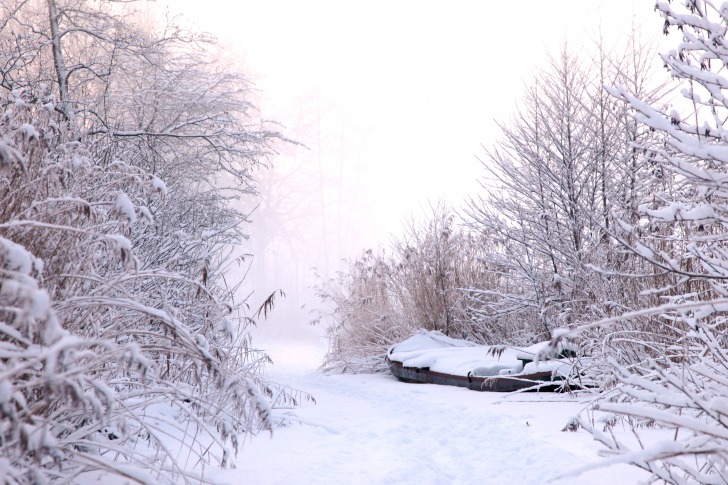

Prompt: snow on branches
[
  {"left": 573, "top": 2, "right": 728, "bottom": 482},
  {"left": 0, "top": 0, "right": 299, "bottom": 478},
  {"left": 0, "top": 87, "right": 269, "bottom": 484}
]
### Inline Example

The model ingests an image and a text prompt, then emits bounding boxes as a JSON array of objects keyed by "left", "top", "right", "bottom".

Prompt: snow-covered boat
[{"left": 386, "top": 330, "right": 575, "bottom": 392}]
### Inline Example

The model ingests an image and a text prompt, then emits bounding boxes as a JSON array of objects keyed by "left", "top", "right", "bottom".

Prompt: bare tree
[
  {"left": 468, "top": 47, "right": 613, "bottom": 340},
  {"left": 0, "top": 1, "right": 307, "bottom": 482},
  {"left": 570, "top": 2, "right": 728, "bottom": 482},
  {"left": 466, "top": 37, "right": 666, "bottom": 355}
]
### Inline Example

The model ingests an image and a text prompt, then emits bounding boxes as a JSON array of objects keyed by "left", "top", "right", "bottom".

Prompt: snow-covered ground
[
  {"left": 206, "top": 341, "right": 651, "bottom": 485},
  {"left": 74, "top": 336, "right": 655, "bottom": 485}
]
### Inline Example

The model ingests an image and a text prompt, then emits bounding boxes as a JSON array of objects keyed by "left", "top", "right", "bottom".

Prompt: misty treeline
[
  {"left": 0, "top": 1, "right": 310, "bottom": 483},
  {"left": 317, "top": 27, "right": 665, "bottom": 373},
  {"left": 317, "top": 2, "right": 728, "bottom": 482}
]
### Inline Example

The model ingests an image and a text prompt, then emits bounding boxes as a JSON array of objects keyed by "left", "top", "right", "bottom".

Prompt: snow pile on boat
[{"left": 387, "top": 330, "right": 573, "bottom": 378}]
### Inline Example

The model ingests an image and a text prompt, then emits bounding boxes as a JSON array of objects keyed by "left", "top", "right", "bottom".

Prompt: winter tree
[
  {"left": 466, "top": 38, "right": 666, "bottom": 357},
  {"left": 467, "top": 47, "right": 607, "bottom": 341},
  {"left": 571, "top": 2, "right": 728, "bottom": 482},
  {"left": 0, "top": 1, "right": 304, "bottom": 482}
]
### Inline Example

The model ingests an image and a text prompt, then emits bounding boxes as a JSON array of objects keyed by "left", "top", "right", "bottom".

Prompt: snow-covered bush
[
  {"left": 314, "top": 248, "right": 404, "bottom": 373},
  {"left": 580, "top": 321, "right": 728, "bottom": 483},
  {"left": 566, "top": 1, "right": 728, "bottom": 482},
  {"left": 314, "top": 204, "right": 502, "bottom": 373},
  {"left": 0, "top": 0, "right": 304, "bottom": 481},
  {"left": 466, "top": 40, "right": 667, "bottom": 347},
  {"left": 0, "top": 87, "right": 282, "bottom": 484}
]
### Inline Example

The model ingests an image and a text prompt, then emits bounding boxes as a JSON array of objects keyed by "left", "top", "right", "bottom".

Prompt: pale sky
[
  {"left": 168, "top": 0, "right": 660, "bottom": 252},
  {"left": 161, "top": 0, "right": 663, "bottom": 343}
]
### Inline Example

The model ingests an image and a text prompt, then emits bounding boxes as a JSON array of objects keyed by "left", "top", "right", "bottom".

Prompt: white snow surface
[
  {"left": 78, "top": 340, "right": 654, "bottom": 485},
  {"left": 113, "top": 192, "right": 136, "bottom": 223},
  {"left": 388, "top": 330, "right": 571, "bottom": 377},
  {"left": 206, "top": 369, "right": 650, "bottom": 484},
  {"left": 150, "top": 176, "right": 168, "bottom": 196}
]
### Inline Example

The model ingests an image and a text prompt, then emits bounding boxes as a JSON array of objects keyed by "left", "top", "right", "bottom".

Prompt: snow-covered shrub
[
  {"left": 566, "top": 1, "right": 728, "bottom": 481},
  {"left": 314, "top": 248, "right": 404, "bottom": 373},
  {"left": 0, "top": 2, "right": 307, "bottom": 482},
  {"left": 466, "top": 40, "right": 667, "bottom": 347},
  {"left": 579, "top": 319, "right": 728, "bottom": 483},
  {"left": 314, "top": 204, "right": 501, "bottom": 373},
  {"left": 389, "top": 206, "right": 509, "bottom": 344},
  {"left": 0, "top": 72, "right": 283, "bottom": 485}
]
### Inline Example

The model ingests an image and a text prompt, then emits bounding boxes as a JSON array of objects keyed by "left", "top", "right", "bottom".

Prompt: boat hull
[{"left": 386, "top": 357, "right": 565, "bottom": 392}]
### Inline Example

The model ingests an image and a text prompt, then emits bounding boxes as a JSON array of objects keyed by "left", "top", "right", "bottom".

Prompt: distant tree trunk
[{"left": 47, "top": 0, "right": 73, "bottom": 126}]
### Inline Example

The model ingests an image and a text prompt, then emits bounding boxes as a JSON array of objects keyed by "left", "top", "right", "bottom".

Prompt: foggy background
[{"left": 166, "top": 0, "right": 661, "bottom": 369}]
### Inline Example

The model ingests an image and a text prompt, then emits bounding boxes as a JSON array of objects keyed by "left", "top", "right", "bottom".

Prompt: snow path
[{"left": 210, "top": 371, "right": 647, "bottom": 485}]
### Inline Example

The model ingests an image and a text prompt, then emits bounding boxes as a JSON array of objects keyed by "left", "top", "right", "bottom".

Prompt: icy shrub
[
  {"left": 314, "top": 248, "right": 406, "bottom": 373},
  {"left": 0, "top": 91, "right": 284, "bottom": 483},
  {"left": 579, "top": 319, "right": 728, "bottom": 483},
  {"left": 569, "top": 1, "right": 728, "bottom": 481},
  {"left": 314, "top": 204, "right": 514, "bottom": 373}
]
